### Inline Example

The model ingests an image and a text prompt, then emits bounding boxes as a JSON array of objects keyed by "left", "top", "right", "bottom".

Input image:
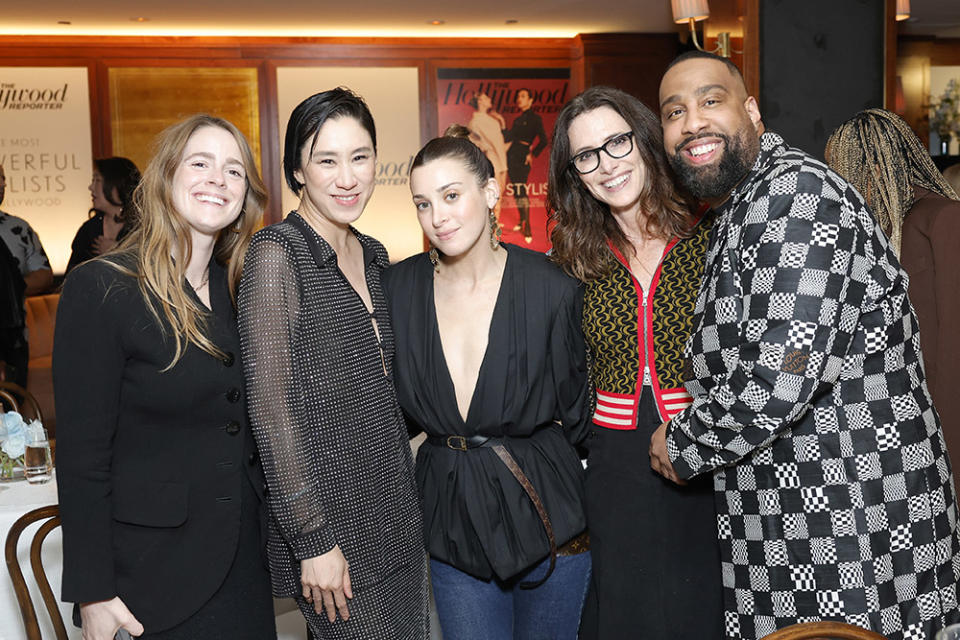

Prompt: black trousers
[{"left": 579, "top": 387, "right": 724, "bottom": 640}]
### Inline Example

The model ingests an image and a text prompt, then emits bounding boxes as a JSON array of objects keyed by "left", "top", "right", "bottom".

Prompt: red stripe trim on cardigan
[{"left": 592, "top": 389, "right": 639, "bottom": 429}]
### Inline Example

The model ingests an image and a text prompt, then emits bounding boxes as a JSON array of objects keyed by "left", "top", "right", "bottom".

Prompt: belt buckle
[{"left": 446, "top": 435, "right": 468, "bottom": 451}]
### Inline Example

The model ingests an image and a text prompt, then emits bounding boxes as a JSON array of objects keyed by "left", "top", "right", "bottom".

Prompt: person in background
[
  {"left": 384, "top": 125, "right": 591, "bottom": 639},
  {"left": 0, "top": 163, "right": 53, "bottom": 387},
  {"left": 66, "top": 156, "right": 141, "bottom": 273},
  {"left": 504, "top": 88, "right": 548, "bottom": 242},
  {"left": 652, "top": 50, "right": 960, "bottom": 640},
  {"left": 54, "top": 114, "right": 275, "bottom": 639},
  {"left": 547, "top": 85, "right": 723, "bottom": 640},
  {"left": 826, "top": 108, "right": 960, "bottom": 483},
  {"left": 238, "top": 88, "right": 428, "bottom": 639},
  {"left": 467, "top": 92, "right": 509, "bottom": 220}
]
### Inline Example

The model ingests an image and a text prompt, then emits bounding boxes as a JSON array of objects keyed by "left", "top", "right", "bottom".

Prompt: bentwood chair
[
  {"left": 761, "top": 621, "right": 887, "bottom": 640},
  {"left": 4, "top": 504, "right": 68, "bottom": 640},
  {"left": 0, "top": 380, "right": 44, "bottom": 423}
]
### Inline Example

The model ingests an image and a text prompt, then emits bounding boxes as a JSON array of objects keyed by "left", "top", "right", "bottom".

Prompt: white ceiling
[{"left": 0, "top": 0, "right": 956, "bottom": 39}]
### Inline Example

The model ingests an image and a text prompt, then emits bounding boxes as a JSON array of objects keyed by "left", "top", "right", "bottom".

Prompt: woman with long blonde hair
[{"left": 54, "top": 114, "right": 275, "bottom": 639}]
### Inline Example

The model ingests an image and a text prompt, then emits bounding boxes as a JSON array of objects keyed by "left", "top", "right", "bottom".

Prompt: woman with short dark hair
[{"left": 238, "top": 87, "right": 429, "bottom": 639}]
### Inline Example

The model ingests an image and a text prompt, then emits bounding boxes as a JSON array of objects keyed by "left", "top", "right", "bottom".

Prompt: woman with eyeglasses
[{"left": 547, "top": 86, "right": 723, "bottom": 640}]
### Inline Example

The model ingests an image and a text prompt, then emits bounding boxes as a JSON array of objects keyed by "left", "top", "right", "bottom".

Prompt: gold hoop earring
[
  {"left": 489, "top": 208, "right": 501, "bottom": 250},
  {"left": 429, "top": 247, "right": 440, "bottom": 272}
]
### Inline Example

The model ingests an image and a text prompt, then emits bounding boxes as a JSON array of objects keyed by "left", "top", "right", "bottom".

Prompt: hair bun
[{"left": 443, "top": 123, "right": 472, "bottom": 140}]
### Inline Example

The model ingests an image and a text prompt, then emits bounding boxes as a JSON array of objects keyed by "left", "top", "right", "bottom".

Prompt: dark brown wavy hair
[{"left": 548, "top": 86, "right": 695, "bottom": 281}]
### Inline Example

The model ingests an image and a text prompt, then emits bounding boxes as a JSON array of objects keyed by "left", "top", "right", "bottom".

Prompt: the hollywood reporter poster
[
  {"left": 0, "top": 67, "right": 93, "bottom": 274},
  {"left": 436, "top": 68, "right": 570, "bottom": 253}
]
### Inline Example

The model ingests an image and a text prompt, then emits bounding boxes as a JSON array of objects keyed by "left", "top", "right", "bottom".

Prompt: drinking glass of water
[
  {"left": 24, "top": 426, "right": 52, "bottom": 484},
  {"left": 937, "top": 624, "right": 960, "bottom": 640}
]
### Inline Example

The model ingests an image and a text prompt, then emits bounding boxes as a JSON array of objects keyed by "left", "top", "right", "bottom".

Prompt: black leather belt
[
  {"left": 426, "top": 434, "right": 492, "bottom": 451},
  {"left": 425, "top": 431, "right": 557, "bottom": 588}
]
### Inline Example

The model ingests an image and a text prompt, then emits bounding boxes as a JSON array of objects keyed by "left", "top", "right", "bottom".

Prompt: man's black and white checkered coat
[{"left": 666, "top": 132, "right": 960, "bottom": 640}]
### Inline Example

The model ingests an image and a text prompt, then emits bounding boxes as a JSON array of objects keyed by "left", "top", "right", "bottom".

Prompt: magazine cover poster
[{"left": 436, "top": 68, "right": 570, "bottom": 252}]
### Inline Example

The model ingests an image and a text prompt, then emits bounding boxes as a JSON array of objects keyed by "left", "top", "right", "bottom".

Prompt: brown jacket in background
[{"left": 901, "top": 186, "right": 960, "bottom": 484}]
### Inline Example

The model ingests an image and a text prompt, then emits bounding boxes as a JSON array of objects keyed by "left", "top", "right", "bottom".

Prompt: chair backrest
[
  {"left": 0, "top": 381, "right": 44, "bottom": 423},
  {"left": 4, "top": 504, "right": 67, "bottom": 640},
  {"left": 761, "top": 621, "right": 887, "bottom": 640},
  {"left": 23, "top": 294, "right": 59, "bottom": 362}
]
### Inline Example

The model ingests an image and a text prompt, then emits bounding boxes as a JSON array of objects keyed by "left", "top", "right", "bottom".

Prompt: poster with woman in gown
[{"left": 436, "top": 68, "right": 570, "bottom": 253}]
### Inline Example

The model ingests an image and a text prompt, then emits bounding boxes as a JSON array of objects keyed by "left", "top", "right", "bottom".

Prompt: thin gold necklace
[{"left": 189, "top": 269, "right": 210, "bottom": 291}]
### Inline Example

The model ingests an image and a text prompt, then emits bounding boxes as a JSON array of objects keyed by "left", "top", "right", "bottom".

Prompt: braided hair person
[
  {"left": 827, "top": 107, "right": 960, "bottom": 483},
  {"left": 383, "top": 124, "right": 592, "bottom": 639}
]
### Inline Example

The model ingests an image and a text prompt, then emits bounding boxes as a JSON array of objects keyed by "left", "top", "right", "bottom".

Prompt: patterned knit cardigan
[{"left": 584, "top": 210, "right": 714, "bottom": 429}]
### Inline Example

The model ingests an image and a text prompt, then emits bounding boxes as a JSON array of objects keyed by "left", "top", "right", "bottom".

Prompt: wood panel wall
[
  {"left": 898, "top": 36, "right": 960, "bottom": 141},
  {"left": 1, "top": 35, "right": 685, "bottom": 224}
]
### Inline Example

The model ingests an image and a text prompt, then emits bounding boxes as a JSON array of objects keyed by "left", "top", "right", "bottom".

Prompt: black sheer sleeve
[{"left": 238, "top": 236, "right": 337, "bottom": 560}]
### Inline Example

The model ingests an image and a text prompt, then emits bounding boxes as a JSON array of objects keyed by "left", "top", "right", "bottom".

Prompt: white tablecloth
[
  {"left": 0, "top": 473, "right": 73, "bottom": 640},
  {"left": 0, "top": 461, "right": 439, "bottom": 640}
]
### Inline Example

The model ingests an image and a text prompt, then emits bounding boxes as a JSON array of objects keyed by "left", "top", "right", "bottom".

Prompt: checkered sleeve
[{"left": 667, "top": 167, "right": 868, "bottom": 478}]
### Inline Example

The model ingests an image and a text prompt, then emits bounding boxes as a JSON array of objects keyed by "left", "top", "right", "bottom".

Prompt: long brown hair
[
  {"left": 110, "top": 114, "right": 267, "bottom": 368},
  {"left": 548, "top": 86, "right": 695, "bottom": 281},
  {"left": 827, "top": 108, "right": 958, "bottom": 255}
]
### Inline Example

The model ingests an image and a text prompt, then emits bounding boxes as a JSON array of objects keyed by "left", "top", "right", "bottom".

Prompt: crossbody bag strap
[{"left": 489, "top": 443, "right": 557, "bottom": 589}]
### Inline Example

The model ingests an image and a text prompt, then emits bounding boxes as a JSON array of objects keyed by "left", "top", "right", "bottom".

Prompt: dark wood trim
[
  {"left": 0, "top": 33, "right": 682, "bottom": 235},
  {"left": 257, "top": 60, "right": 282, "bottom": 226},
  {"left": 743, "top": 0, "right": 760, "bottom": 101},
  {"left": 885, "top": 0, "right": 898, "bottom": 110}
]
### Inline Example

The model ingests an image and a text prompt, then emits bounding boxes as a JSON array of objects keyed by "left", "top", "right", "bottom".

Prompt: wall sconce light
[
  {"left": 895, "top": 0, "right": 910, "bottom": 21},
  {"left": 671, "top": 0, "right": 734, "bottom": 58}
]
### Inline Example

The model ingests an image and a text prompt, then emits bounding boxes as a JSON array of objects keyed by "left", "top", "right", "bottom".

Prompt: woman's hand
[
  {"left": 649, "top": 420, "right": 687, "bottom": 485},
  {"left": 91, "top": 235, "right": 118, "bottom": 256},
  {"left": 301, "top": 545, "right": 353, "bottom": 623},
  {"left": 79, "top": 597, "right": 144, "bottom": 640}
]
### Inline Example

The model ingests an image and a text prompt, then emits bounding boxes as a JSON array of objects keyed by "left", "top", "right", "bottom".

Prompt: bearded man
[{"left": 649, "top": 51, "right": 960, "bottom": 640}]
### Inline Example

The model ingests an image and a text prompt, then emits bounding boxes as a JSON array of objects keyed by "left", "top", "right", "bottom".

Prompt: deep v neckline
[{"left": 429, "top": 248, "right": 511, "bottom": 427}]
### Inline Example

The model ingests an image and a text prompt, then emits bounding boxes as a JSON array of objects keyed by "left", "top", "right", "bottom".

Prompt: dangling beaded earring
[
  {"left": 429, "top": 247, "right": 440, "bottom": 272},
  {"left": 489, "top": 208, "right": 502, "bottom": 250}
]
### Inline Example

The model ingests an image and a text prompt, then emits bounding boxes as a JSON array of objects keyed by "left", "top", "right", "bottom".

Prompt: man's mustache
[{"left": 674, "top": 132, "right": 730, "bottom": 155}]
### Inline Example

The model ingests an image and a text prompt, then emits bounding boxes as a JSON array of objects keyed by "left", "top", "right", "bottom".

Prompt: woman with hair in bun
[{"left": 383, "top": 124, "right": 592, "bottom": 640}]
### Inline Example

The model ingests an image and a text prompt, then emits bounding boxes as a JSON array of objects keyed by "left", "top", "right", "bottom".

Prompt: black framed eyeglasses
[{"left": 569, "top": 131, "right": 635, "bottom": 175}]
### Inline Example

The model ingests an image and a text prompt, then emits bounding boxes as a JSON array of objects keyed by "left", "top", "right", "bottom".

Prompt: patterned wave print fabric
[
  {"left": 651, "top": 221, "right": 711, "bottom": 390},
  {"left": 583, "top": 267, "right": 639, "bottom": 399},
  {"left": 583, "top": 213, "right": 714, "bottom": 427}
]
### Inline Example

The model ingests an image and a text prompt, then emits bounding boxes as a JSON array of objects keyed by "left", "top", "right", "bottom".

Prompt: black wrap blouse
[{"left": 383, "top": 244, "right": 591, "bottom": 580}]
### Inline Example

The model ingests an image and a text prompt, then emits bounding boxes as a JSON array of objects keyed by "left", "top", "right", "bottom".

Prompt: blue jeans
[{"left": 430, "top": 552, "right": 591, "bottom": 640}]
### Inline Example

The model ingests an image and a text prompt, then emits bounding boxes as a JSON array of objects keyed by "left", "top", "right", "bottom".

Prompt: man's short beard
[{"left": 669, "top": 129, "right": 758, "bottom": 201}]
